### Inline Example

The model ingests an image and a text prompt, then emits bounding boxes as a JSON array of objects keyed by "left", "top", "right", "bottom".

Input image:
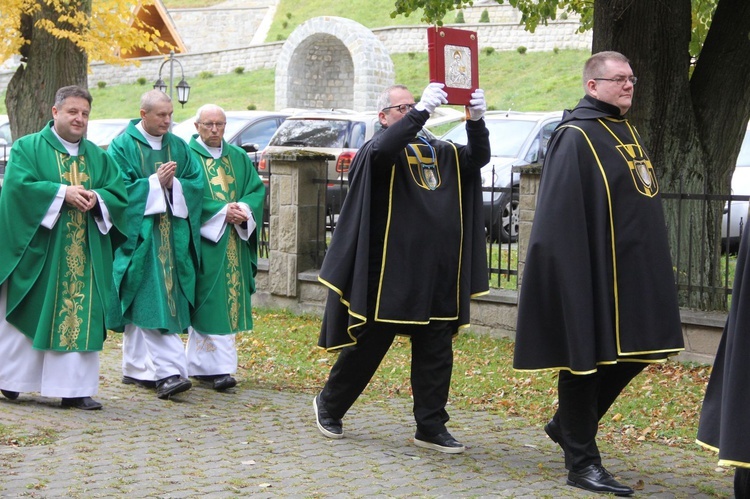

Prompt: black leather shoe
[
  {"left": 61, "top": 397, "right": 103, "bottom": 410},
  {"left": 122, "top": 376, "right": 157, "bottom": 389},
  {"left": 567, "top": 464, "right": 634, "bottom": 496},
  {"left": 414, "top": 430, "right": 466, "bottom": 454},
  {"left": 212, "top": 375, "right": 237, "bottom": 391},
  {"left": 314, "top": 395, "right": 343, "bottom": 439},
  {"left": 1, "top": 389, "right": 19, "bottom": 400},
  {"left": 156, "top": 375, "right": 192, "bottom": 399},
  {"left": 544, "top": 419, "right": 564, "bottom": 452}
]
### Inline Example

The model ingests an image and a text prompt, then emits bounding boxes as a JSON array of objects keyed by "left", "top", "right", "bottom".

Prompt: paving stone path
[{"left": 0, "top": 340, "right": 735, "bottom": 498}]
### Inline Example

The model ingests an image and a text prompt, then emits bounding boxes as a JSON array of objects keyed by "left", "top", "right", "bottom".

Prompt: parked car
[
  {"left": 86, "top": 118, "right": 130, "bottom": 150},
  {"left": 721, "top": 124, "right": 750, "bottom": 248},
  {"left": 440, "top": 110, "right": 563, "bottom": 242},
  {"left": 172, "top": 110, "right": 291, "bottom": 164},
  {"left": 259, "top": 109, "right": 437, "bottom": 215},
  {"left": 0, "top": 114, "right": 12, "bottom": 187}
]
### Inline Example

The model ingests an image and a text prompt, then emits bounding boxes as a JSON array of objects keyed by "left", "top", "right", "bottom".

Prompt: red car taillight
[{"left": 336, "top": 151, "right": 355, "bottom": 173}]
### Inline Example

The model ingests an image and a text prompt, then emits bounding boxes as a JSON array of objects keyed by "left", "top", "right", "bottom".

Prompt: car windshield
[
  {"left": 86, "top": 122, "right": 126, "bottom": 147},
  {"left": 442, "top": 119, "right": 536, "bottom": 157},
  {"left": 270, "top": 119, "right": 350, "bottom": 148}
]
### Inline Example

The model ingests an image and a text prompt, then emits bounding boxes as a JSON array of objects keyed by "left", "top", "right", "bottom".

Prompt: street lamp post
[{"left": 153, "top": 50, "right": 190, "bottom": 107}]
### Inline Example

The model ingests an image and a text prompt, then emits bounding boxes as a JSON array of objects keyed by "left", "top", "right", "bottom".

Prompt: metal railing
[{"left": 256, "top": 166, "right": 745, "bottom": 310}]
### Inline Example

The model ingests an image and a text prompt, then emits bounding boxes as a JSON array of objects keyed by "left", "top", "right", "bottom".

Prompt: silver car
[{"left": 441, "top": 111, "right": 563, "bottom": 242}]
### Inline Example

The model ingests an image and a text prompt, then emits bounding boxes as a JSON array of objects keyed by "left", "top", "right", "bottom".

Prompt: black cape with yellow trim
[
  {"left": 696, "top": 220, "right": 750, "bottom": 469},
  {"left": 317, "top": 109, "right": 490, "bottom": 351},
  {"left": 513, "top": 96, "right": 684, "bottom": 373}
]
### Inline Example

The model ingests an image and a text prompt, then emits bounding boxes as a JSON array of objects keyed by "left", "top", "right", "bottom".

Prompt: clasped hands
[
  {"left": 157, "top": 161, "right": 177, "bottom": 190},
  {"left": 64, "top": 185, "right": 97, "bottom": 212},
  {"left": 225, "top": 203, "right": 249, "bottom": 225}
]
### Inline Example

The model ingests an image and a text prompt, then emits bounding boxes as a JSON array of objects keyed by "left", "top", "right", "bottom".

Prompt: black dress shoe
[
  {"left": 1, "top": 389, "right": 19, "bottom": 400},
  {"left": 414, "top": 430, "right": 466, "bottom": 454},
  {"left": 544, "top": 419, "right": 564, "bottom": 452},
  {"left": 314, "top": 395, "right": 343, "bottom": 439},
  {"left": 567, "top": 464, "right": 634, "bottom": 496},
  {"left": 211, "top": 375, "right": 237, "bottom": 391},
  {"left": 122, "top": 375, "right": 157, "bottom": 389},
  {"left": 61, "top": 397, "right": 103, "bottom": 410},
  {"left": 156, "top": 375, "right": 192, "bottom": 399}
]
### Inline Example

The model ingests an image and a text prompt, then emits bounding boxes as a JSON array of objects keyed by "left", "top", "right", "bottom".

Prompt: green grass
[
  {"left": 241, "top": 308, "right": 711, "bottom": 453},
  {"left": 263, "top": 0, "right": 427, "bottom": 43},
  {"left": 0, "top": 51, "right": 587, "bottom": 123}
]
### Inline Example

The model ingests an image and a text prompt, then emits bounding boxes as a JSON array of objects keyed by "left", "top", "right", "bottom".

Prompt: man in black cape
[
  {"left": 514, "top": 51, "right": 684, "bottom": 495},
  {"left": 313, "top": 82, "right": 490, "bottom": 453},
  {"left": 697, "top": 218, "right": 750, "bottom": 497}
]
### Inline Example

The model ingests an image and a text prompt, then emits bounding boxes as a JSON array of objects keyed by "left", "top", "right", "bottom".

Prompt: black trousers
[
  {"left": 736, "top": 467, "right": 750, "bottom": 499},
  {"left": 319, "top": 319, "right": 454, "bottom": 436},
  {"left": 554, "top": 362, "right": 647, "bottom": 471}
]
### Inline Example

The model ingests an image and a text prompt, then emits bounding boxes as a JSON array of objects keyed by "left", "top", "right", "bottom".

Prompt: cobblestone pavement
[{"left": 0, "top": 341, "right": 734, "bottom": 498}]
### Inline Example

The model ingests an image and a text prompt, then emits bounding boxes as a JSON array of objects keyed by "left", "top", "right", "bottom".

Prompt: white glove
[
  {"left": 415, "top": 82, "right": 448, "bottom": 114},
  {"left": 468, "top": 89, "right": 486, "bottom": 121}
]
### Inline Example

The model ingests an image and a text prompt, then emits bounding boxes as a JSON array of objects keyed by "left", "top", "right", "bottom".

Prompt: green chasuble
[
  {"left": 107, "top": 120, "right": 204, "bottom": 334},
  {"left": 188, "top": 136, "right": 265, "bottom": 334},
  {"left": 0, "top": 122, "right": 128, "bottom": 351}
]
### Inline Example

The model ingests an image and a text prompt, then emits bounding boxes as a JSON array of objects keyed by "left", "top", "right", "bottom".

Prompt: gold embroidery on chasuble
[
  {"left": 158, "top": 212, "right": 177, "bottom": 316},
  {"left": 142, "top": 143, "right": 178, "bottom": 317},
  {"left": 57, "top": 154, "right": 92, "bottom": 349},
  {"left": 204, "top": 156, "right": 242, "bottom": 329}
]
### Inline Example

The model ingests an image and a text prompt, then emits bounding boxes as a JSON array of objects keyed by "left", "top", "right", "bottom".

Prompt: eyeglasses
[
  {"left": 198, "top": 122, "right": 226, "bottom": 129},
  {"left": 593, "top": 76, "right": 638, "bottom": 86},
  {"left": 382, "top": 103, "right": 416, "bottom": 114}
]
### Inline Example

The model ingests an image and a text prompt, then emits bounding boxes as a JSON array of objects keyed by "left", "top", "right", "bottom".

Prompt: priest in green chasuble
[
  {"left": 185, "top": 104, "right": 265, "bottom": 391},
  {"left": 107, "top": 90, "right": 204, "bottom": 400},
  {"left": 0, "top": 86, "right": 128, "bottom": 410}
]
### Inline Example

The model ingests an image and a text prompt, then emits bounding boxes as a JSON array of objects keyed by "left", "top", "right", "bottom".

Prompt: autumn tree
[
  {"left": 0, "top": 0, "right": 172, "bottom": 139},
  {"left": 393, "top": 0, "right": 750, "bottom": 310}
]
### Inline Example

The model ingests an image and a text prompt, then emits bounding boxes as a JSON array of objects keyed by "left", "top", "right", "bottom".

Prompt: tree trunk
[
  {"left": 592, "top": 0, "right": 750, "bottom": 310},
  {"left": 5, "top": 0, "right": 90, "bottom": 140}
]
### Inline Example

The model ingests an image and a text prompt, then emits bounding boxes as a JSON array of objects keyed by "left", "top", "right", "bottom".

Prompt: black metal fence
[{"left": 255, "top": 168, "right": 744, "bottom": 311}]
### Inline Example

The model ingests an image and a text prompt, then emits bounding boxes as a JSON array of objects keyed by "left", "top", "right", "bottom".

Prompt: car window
[
  {"left": 523, "top": 121, "right": 559, "bottom": 163},
  {"left": 270, "top": 119, "right": 350, "bottom": 148},
  {"left": 737, "top": 129, "right": 750, "bottom": 167},
  {"left": 0, "top": 122, "right": 11, "bottom": 145},
  {"left": 442, "top": 119, "right": 536, "bottom": 157},
  {"left": 236, "top": 118, "right": 281, "bottom": 149},
  {"left": 349, "top": 121, "right": 367, "bottom": 148}
]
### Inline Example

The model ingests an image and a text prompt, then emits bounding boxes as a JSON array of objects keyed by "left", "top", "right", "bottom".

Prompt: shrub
[
  {"left": 234, "top": 66, "right": 245, "bottom": 74},
  {"left": 286, "top": 12, "right": 292, "bottom": 19},
  {"left": 282, "top": 21, "right": 288, "bottom": 29},
  {"left": 479, "top": 9, "right": 490, "bottom": 22},
  {"left": 553, "top": 47, "right": 560, "bottom": 54},
  {"left": 136, "top": 77, "right": 147, "bottom": 85},
  {"left": 455, "top": 11, "right": 465, "bottom": 23},
  {"left": 517, "top": 46, "right": 527, "bottom": 55},
  {"left": 483, "top": 47, "right": 495, "bottom": 56},
  {"left": 97, "top": 81, "right": 107, "bottom": 89},
  {"left": 560, "top": 12, "right": 568, "bottom": 20},
  {"left": 247, "top": 104, "right": 257, "bottom": 110},
  {"left": 198, "top": 71, "right": 214, "bottom": 79},
  {"left": 408, "top": 52, "right": 416, "bottom": 59}
]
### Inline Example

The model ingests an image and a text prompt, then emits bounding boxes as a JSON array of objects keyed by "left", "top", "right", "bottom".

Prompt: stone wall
[{"left": 168, "top": 7, "right": 269, "bottom": 52}]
